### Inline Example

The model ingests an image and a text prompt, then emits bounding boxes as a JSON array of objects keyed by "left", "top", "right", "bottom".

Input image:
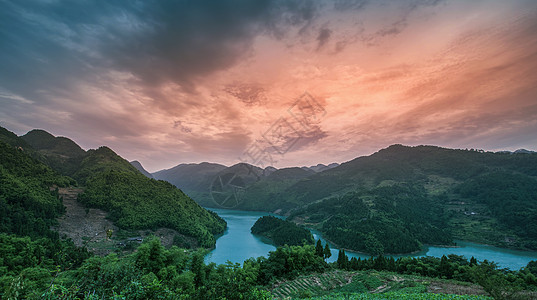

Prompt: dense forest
[
  {"left": 3, "top": 124, "right": 537, "bottom": 298},
  {"left": 251, "top": 216, "right": 314, "bottom": 247},
  {"left": 209, "top": 145, "right": 537, "bottom": 254},
  {"left": 289, "top": 185, "right": 453, "bottom": 254}
]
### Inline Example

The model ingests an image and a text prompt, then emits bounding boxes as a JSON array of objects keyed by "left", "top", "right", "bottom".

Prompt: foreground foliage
[{"left": 4, "top": 238, "right": 537, "bottom": 299}]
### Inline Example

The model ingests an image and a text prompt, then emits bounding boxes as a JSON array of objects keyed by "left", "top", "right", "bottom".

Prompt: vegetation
[
  {"left": 291, "top": 186, "right": 452, "bottom": 254},
  {"left": 4, "top": 236, "right": 537, "bottom": 299},
  {"left": 0, "top": 140, "right": 90, "bottom": 298},
  {"left": 152, "top": 144, "right": 537, "bottom": 255},
  {"left": 21, "top": 129, "right": 87, "bottom": 177},
  {"left": 0, "top": 141, "right": 74, "bottom": 239},
  {"left": 280, "top": 145, "right": 537, "bottom": 254},
  {"left": 1, "top": 126, "right": 227, "bottom": 249},
  {"left": 251, "top": 216, "right": 314, "bottom": 246},
  {"left": 78, "top": 169, "right": 226, "bottom": 247}
]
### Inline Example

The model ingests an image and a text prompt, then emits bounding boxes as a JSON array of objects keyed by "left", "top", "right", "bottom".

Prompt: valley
[{"left": 2, "top": 125, "right": 537, "bottom": 299}]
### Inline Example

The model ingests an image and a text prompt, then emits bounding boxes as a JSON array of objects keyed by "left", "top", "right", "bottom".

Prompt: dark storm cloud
[{"left": 0, "top": 0, "right": 320, "bottom": 98}]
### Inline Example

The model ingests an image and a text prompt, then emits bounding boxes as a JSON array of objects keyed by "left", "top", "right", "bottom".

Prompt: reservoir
[{"left": 205, "top": 208, "right": 537, "bottom": 270}]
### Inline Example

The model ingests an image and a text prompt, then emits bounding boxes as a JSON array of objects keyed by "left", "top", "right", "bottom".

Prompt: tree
[
  {"left": 315, "top": 240, "right": 324, "bottom": 258},
  {"left": 470, "top": 256, "right": 478, "bottom": 266},
  {"left": 323, "top": 244, "right": 331, "bottom": 260},
  {"left": 337, "top": 249, "right": 348, "bottom": 269}
]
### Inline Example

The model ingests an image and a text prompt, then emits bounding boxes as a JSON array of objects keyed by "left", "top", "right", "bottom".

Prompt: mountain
[
  {"left": 159, "top": 144, "right": 536, "bottom": 254},
  {"left": 277, "top": 145, "right": 537, "bottom": 254},
  {"left": 153, "top": 162, "right": 278, "bottom": 208},
  {"left": 21, "top": 129, "right": 86, "bottom": 176},
  {"left": 0, "top": 137, "right": 74, "bottom": 239},
  {"left": 0, "top": 126, "right": 226, "bottom": 248},
  {"left": 130, "top": 160, "right": 153, "bottom": 178},
  {"left": 153, "top": 162, "right": 227, "bottom": 193}
]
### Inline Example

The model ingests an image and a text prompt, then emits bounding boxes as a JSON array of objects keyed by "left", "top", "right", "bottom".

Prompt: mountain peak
[{"left": 130, "top": 160, "right": 154, "bottom": 178}]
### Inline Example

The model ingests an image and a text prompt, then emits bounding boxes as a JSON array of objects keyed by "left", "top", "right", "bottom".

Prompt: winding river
[{"left": 205, "top": 208, "right": 537, "bottom": 270}]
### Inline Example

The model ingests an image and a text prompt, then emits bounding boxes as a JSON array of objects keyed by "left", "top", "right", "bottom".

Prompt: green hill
[
  {"left": 21, "top": 129, "right": 86, "bottom": 176},
  {"left": 1, "top": 126, "right": 227, "bottom": 248},
  {"left": 279, "top": 145, "right": 537, "bottom": 254}
]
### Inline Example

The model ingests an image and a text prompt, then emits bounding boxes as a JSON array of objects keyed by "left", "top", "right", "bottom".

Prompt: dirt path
[{"left": 54, "top": 187, "right": 118, "bottom": 254}]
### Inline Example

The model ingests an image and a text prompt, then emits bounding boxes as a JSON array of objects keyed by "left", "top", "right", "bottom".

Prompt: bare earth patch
[
  {"left": 52, "top": 187, "right": 197, "bottom": 255},
  {"left": 53, "top": 187, "right": 118, "bottom": 255}
]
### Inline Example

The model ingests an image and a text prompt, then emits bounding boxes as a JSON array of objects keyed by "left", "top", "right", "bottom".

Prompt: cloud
[{"left": 1, "top": 0, "right": 537, "bottom": 171}]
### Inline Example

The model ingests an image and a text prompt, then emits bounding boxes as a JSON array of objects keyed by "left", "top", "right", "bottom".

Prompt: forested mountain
[
  {"left": 274, "top": 145, "right": 537, "bottom": 254},
  {"left": 152, "top": 144, "right": 537, "bottom": 254},
  {"left": 153, "top": 162, "right": 227, "bottom": 194},
  {"left": 21, "top": 129, "right": 86, "bottom": 176},
  {"left": 154, "top": 162, "right": 279, "bottom": 207},
  {"left": 0, "top": 126, "right": 226, "bottom": 248},
  {"left": 0, "top": 136, "right": 90, "bottom": 296},
  {"left": 130, "top": 160, "right": 153, "bottom": 178}
]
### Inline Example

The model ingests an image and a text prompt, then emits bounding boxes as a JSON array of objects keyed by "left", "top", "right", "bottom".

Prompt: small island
[{"left": 251, "top": 216, "right": 314, "bottom": 247}]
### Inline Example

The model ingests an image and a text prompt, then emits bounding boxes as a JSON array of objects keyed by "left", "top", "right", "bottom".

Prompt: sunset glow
[{"left": 1, "top": 0, "right": 536, "bottom": 171}]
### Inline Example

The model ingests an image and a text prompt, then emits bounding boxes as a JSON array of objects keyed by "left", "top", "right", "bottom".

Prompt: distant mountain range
[
  {"left": 152, "top": 144, "right": 537, "bottom": 254},
  {"left": 151, "top": 161, "right": 339, "bottom": 208}
]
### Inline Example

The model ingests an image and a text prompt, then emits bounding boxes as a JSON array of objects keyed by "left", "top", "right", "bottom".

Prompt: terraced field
[
  {"left": 271, "top": 271, "right": 352, "bottom": 298},
  {"left": 269, "top": 270, "right": 490, "bottom": 299},
  {"left": 308, "top": 293, "right": 491, "bottom": 299}
]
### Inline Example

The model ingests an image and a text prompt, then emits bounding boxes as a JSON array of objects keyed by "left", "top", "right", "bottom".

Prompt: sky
[{"left": 1, "top": 0, "right": 537, "bottom": 172}]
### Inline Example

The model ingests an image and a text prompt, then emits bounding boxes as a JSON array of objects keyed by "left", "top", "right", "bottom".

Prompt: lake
[{"left": 205, "top": 208, "right": 537, "bottom": 270}]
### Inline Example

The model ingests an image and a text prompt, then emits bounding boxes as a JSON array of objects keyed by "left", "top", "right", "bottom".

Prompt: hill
[
  {"left": 0, "top": 126, "right": 227, "bottom": 248},
  {"left": 276, "top": 145, "right": 537, "bottom": 254},
  {"left": 21, "top": 129, "right": 86, "bottom": 176},
  {"left": 157, "top": 144, "right": 535, "bottom": 254}
]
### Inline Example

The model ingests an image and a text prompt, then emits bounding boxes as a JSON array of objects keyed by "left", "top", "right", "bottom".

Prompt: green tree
[
  {"left": 315, "top": 240, "right": 324, "bottom": 258},
  {"left": 323, "top": 243, "right": 331, "bottom": 260}
]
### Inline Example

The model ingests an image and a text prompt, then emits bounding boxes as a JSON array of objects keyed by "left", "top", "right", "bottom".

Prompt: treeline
[
  {"left": 290, "top": 185, "right": 453, "bottom": 255},
  {"left": 251, "top": 216, "right": 314, "bottom": 246},
  {"left": 7, "top": 237, "right": 326, "bottom": 299},
  {"left": 78, "top": 169, "right": 226, "bottom": 248},
  {"left": 7, "top": 237, "right": 537, "bottom": 299}
]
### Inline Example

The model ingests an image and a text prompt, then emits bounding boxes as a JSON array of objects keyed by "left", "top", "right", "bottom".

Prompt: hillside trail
[{"left": 53, "top": 187, "right": 117, "bottom": 254}]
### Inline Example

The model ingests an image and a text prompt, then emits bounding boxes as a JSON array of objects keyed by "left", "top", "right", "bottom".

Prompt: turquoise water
[{"left": 205, "top": 208, "right": 537, "bottom": 270}]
